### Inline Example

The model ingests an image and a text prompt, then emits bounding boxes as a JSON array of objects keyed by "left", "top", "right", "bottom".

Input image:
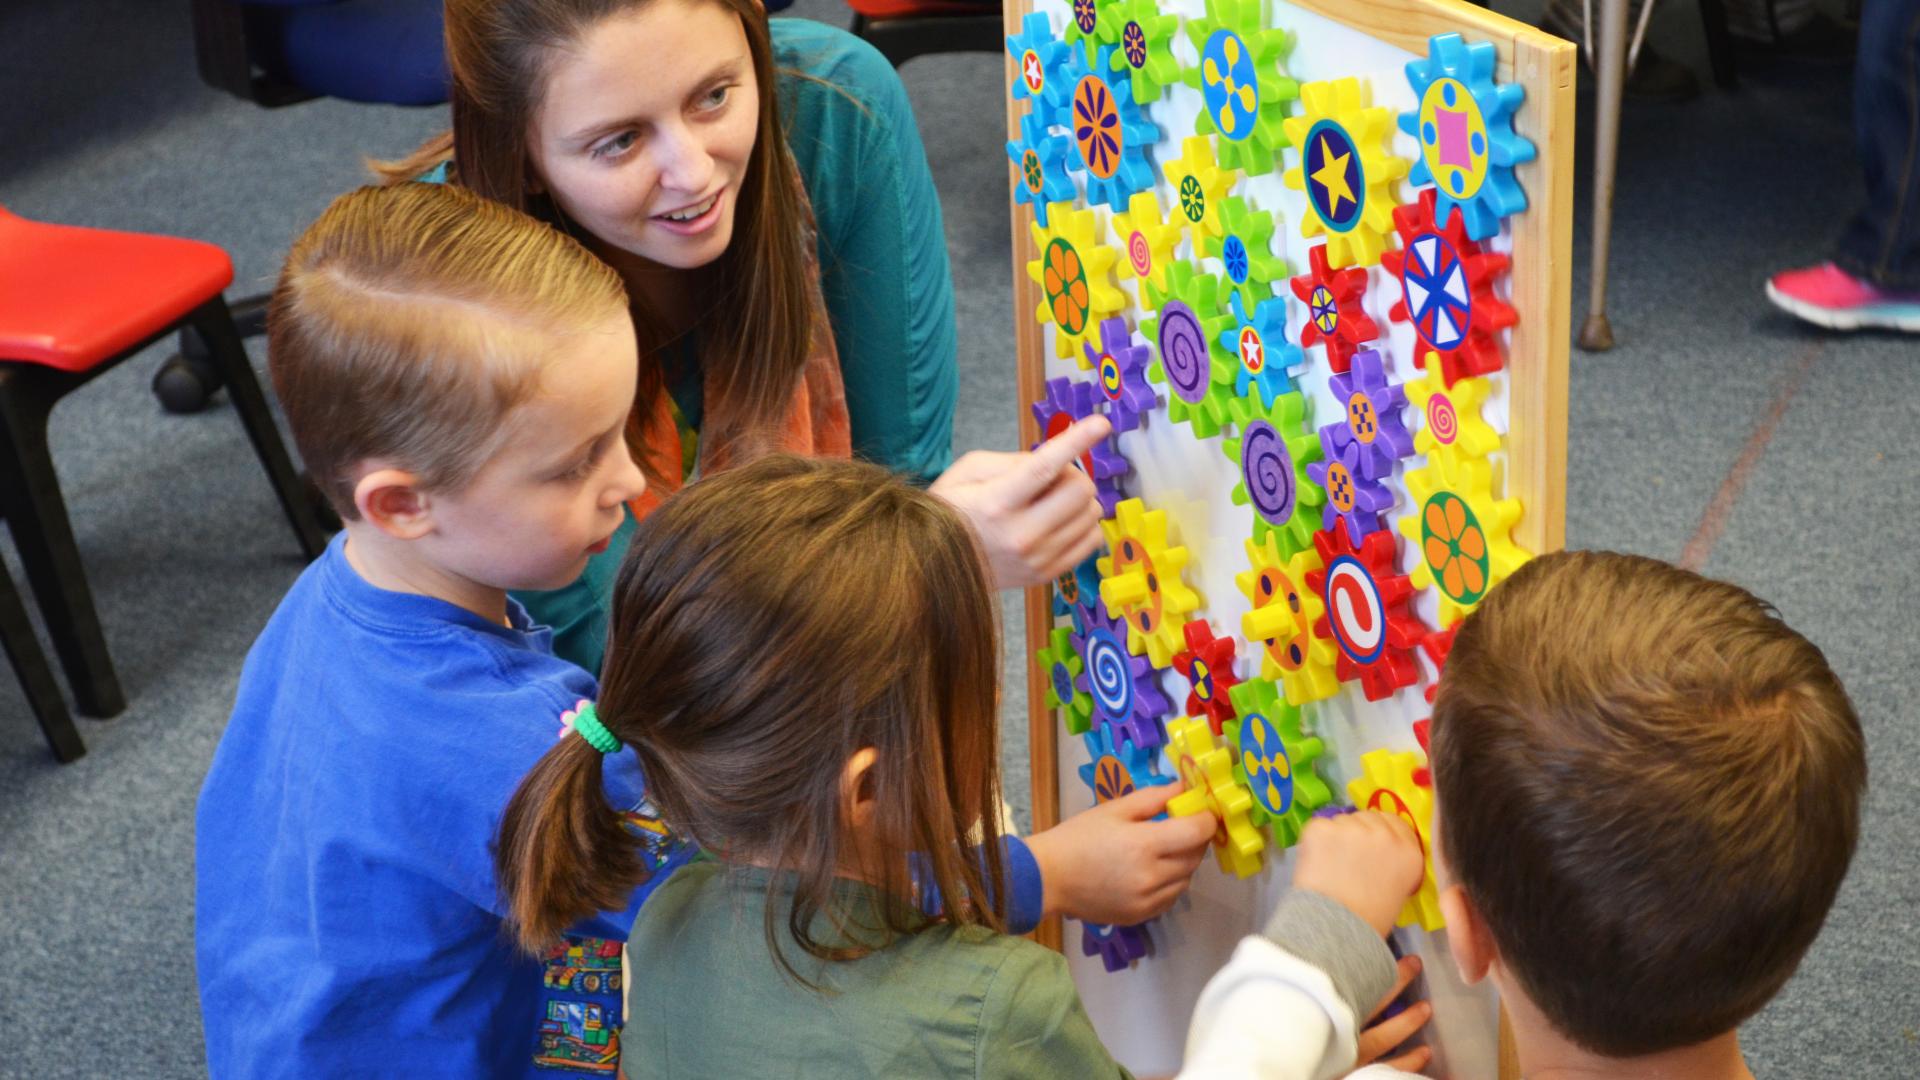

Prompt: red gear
[
  {"left": 1381, "top": 189, "right": 1516, "bottom": 388},
  {"left": 1171, "top": 620, "right": 1241, "bottom": 736},
  {"left": 1288, "top": 243, "right": 1379, "bottom": 375},
  {"left": 1306, "top": 528, "right": 1421, "bottom": 701}
]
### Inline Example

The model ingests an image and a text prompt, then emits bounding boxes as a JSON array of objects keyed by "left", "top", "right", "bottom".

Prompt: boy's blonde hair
[
  {"left": 1432, "top": 551, "right": 1866, "bottom": 1057},
  {"left": 267, "top": 182, "right": 628, "bottom": 518}
]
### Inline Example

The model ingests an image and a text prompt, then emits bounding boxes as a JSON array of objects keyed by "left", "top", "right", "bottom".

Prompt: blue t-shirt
[{"left": 195, "top": 534, "right": 691, "bottom": 1078}]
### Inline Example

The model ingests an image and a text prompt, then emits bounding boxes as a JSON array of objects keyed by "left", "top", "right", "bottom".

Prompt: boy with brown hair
[{"left": 1180, "top": 550, "right": 1867, "bottom": 1079}]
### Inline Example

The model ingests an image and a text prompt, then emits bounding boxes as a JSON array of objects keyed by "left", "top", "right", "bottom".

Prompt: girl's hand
[
  {"left": 1353, "top": 955, "right": 1434, "bottom": 1075},
  {"left": 1024, "top": 784, "right": 1215, "bottom": 926},
  {"left": 931, "top": 415, "right": 1111, "bottom": 591}
]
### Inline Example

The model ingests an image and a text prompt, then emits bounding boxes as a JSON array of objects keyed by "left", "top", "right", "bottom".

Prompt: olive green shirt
[{"left": 621, "top": 861, "right": 1128, "bottom": 1079}]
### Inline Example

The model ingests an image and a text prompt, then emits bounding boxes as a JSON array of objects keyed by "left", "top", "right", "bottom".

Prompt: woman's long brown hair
[
  {"left": 495, "top": 456, "right": 1008, "bottom": 979},
  {"left": 377, "top": 0, "right": 817, "bottom": 484}
]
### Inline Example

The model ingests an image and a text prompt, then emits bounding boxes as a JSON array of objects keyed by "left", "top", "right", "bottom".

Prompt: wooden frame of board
[{"left": 1005, "top": 1, "right": 1573, "bottom": 1073}]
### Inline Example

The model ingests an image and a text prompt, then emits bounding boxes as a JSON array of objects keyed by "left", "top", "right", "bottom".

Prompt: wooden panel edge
[
  {"left": 1006, "top": 0, "right": 1063, "bottom": 954},
  {"left": 1287, "top": 0, "right": 1572, "bottom": 83}
]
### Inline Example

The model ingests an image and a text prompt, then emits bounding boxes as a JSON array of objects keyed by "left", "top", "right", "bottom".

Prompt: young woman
[{"left": 383, "top": 0, "right": 1103, "bottom": 671}]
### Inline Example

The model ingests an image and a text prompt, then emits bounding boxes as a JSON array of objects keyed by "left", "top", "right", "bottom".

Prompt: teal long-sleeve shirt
[{"left": 518, "top": 18, "right": 961, "bottom": 673}]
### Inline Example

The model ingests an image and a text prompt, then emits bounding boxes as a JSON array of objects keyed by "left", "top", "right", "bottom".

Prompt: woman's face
[{"left": 527, "top": 0, "right": 760, "bottom": 273}]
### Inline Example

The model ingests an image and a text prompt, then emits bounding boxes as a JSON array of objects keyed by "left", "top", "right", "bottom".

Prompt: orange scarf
[{"left": 625, "top": 184, "right": 852, "bottom": 520}]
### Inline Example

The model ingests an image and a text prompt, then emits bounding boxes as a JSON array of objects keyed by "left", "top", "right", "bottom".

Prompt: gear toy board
[{"left": 1006, "top": 2, "right": 1573, "bottom": 1078}]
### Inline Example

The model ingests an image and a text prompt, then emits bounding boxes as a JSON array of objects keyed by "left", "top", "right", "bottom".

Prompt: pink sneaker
[{"left": 1765, "top": 263, "right": 1920, "bottom": 332}]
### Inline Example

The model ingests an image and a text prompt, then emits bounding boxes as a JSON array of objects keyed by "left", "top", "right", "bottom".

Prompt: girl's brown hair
[
  {"left": 377, "top": 0, "right": 817, "bottom": 485},
  {"left": 496, "top": 456, "right": 1008, "bottom": 976}
]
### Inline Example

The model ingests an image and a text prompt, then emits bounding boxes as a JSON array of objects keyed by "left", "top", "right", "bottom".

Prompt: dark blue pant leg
[{"left": 1834, "top": 0, "right": 1920, "bottom": 290}]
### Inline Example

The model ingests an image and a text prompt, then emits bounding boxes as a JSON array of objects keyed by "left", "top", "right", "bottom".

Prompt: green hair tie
[{"left": 569, "top": 702, "right": 623, "bottom": 755}]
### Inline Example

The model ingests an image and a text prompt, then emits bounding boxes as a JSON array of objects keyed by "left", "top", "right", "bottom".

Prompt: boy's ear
[
  {"left": 1439, "top": 883, "right": 1496, "bottom": 986},
  {"left": 353, "top": 467, "right": 435, "bottom": 540},
  {"left": 839, "top": 747, "right": 880, "bottom": 830}
]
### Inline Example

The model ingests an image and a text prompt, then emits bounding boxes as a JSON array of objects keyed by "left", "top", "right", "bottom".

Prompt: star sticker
[
  {"left": 1023, "top": 52, "right": 1044, "bottom": 93},
  {"left": 1434, "top": 105, "right": 1472, "bottom": 169},
  {"left": 1238, "top": 328, "right": 1264, "bottom": 372},
  {"left": 1311, "top": 136, "right": 1355, "bottom": 215}
]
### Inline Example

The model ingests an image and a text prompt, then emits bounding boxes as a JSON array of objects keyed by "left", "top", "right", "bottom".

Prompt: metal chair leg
[
  {"left": 0, "top": 369, "right": 126, "bottom": 718},
  {"left": 0, "top": 555, "right": 83, "bottom": 762},
  {"left": 185, "top": 298, "right": 330, "bottom": 560}
]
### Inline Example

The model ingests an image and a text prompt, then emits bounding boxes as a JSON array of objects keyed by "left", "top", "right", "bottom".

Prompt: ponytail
[
  {"left": 368, "top": 130, "right": 455, "bottom": 187},
  {"left": 494, "top": 725, "right": 652, "bottom": 953}
]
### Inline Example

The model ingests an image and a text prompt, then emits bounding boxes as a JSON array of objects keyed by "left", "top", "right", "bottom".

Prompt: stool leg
[
  {"left": 0, "top": 375, "right": 126, "bottom": 718},
  {"left": 185, "top": 299, "right": 330, "bottom": 561},
  {"left": 0, "top": 557, "right": 83, "bottom": 762}
]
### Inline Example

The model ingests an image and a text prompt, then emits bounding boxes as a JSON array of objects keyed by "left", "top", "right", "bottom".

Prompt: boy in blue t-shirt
[{"left": 194, "top": 182, "right": 673, "bottom": 1077}]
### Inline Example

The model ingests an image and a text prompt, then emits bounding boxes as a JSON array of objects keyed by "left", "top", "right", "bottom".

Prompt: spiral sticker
[
  {"left": 1426, "top": 391, "right": 1459, "bottom": 446},
  {"left": 1098, "top": 352, "right": 1125, "bottom": 400},
  {"left": 1324, "top": 555, "right": 1386, "bottom": 665},
  {"left": 1085, "top": 627, "right": 1135, "bottom": 722},
  {"left": 1157, "top": 301, "right": 1210, "bottom": 405},
  {"left": 1239, "top": 420, "right": 1297, "bottom": 528},
  {"left": 1127, "top": 230, "right": 1152, "bottom": 278}
]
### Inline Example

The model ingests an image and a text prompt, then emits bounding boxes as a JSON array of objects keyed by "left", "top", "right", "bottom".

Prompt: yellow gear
[
  {"left": 1028, "top": 201, "right": 1127, "bottom": 364},
  {"left": 1236, "top": 535, "right": 1339, "bottom": 706},
  {"left": 1166, "top": 715, "right": 1266, "bottom": 878},
  {"left": 1399, "top": 447, "right": 1529, "bottom": 627},
  {"left": 1281, "top": 78, "right": 1409, "bottom": 269},
  {"left": 1404, "top": 367, "right": 1500, "bottom": 471},
  {"left": 1109, "top": 191, "right": 1184, "bottom": 299},
  {"left": 1160, "top": 134, "right": 1241, "bottom": 250},
  {"left": 1098, "top": 499, "right": 1202, "bottom": 668},
  {"left": 1346, "top": 748, "right": 1443, "bottom": 930}
]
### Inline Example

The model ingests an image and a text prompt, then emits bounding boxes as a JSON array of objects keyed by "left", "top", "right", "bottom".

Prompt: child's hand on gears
[
  {"left": 1025, "top": 784, "right": 1215, "bottom": 926},
  {"left": 930, "top": 414, "right": 1110, "bottom": 591},
  {"left": 1291, "top": 811, "right": 1425, "bottom": 938},
  {"left": 1354, "top": 954, "right": 1434, "bottom": 1075}
]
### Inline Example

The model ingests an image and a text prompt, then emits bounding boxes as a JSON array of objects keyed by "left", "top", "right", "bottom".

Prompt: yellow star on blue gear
[
  {"left": 1282, "top": 78, "right": 1410, "bottom": 269},
  {"left": 1237, "top": 534, "right": 1340, "bottom": 705},
  {"left": 1029, "top": 203, "right": 1126, "bottom": 363},
  {"left": 1223, "top": 390, "right": 1322, "bottom": 556},
  {"left": 1182, "top": 0, "right": 1299, "bottom": 176},
  {"left": 1141, "top": 260, "right": 1237, "bottom": 439},
  {"left": 1098, "top": 498, "right": 1202, "bottom": 668},
  {"left": 1167, "top": 715, "right": 1266, "bottom": 878},
  {"left": 1347, "top": 748, "right": 1444, "bottom": 930},
  {"left": 1224, "top": 678, "right": 1330, "bottom": 849},
  {"left": 1399, "top": 446, "right": 1530, "bottom": 628},
  {"left": 1400, "top": 33, "right": 1537, "bottom": 241}
]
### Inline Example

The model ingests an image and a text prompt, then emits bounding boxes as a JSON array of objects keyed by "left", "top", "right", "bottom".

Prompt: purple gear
[
  {"left": 1306, "top": 431, "right": 1396, "bottom": 543},
  {"left": 1032, "top": 376, "right": 1131, "bottom": 516},
  {"left": 1081, "top": 919, "right": 1152, "bottom": 973},
  {"left": 1083, "top": 317, "right": 1160, "bottom": 434},
  {"left": 1320, "top": 349, "right": 1412, "bottom": 483},
  {"left": 1072, "top": 602, "right": 1172, "bottom": 752}
]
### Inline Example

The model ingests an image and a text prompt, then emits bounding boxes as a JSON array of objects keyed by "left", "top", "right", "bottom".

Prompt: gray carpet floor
[{"left": 1, "top": 0, "right": 1914, "bottom": 1075}]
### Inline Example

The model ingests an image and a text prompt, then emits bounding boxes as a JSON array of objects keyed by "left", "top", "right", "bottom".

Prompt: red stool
[
  {"left": 846, "top": 0, "right": 1003, "bottom": 67},
  {"left": 0, "top": 207, "right": 328, "bottom": 749}
]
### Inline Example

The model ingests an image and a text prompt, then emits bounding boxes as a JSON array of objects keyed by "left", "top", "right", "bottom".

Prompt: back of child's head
[
  {"left": 496, "top": 455, "right": 1006, "bottom": 967},
  {"left": 268, "top": 181, "right": 627, "bottom": 519},
  {"left": 1431, "top": 550, "right": 1865, "bottom": 1058}
]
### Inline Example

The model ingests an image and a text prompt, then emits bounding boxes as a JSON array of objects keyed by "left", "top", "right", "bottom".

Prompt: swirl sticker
[
  {"left": 1324, "top": 555, "right": 1386, "bottom": 665},
  {"left": 1085, "top": 627, "right": 1135, "bottom": 722},
  {"left": 1127, "top": 230, "right": 1152, "bottom": 278},
  {"left": 1239, "top": 420, "right": 1297, "bottom": 529},
  {"left": 1098, "top": 351, "right": 1125, "bottom": 400},
  {"left": 1426, "top": 390, "right": 1459, "bottom": 446},
  {"left": 1157, "top": 301, "right": 1210, "bottom": 405}
]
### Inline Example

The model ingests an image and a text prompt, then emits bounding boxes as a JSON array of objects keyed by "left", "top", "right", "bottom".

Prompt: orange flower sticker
[
  {"left": 1043, "top": 238, "right": 1091, "bottom": 335},
  {"left": 1420, "top": 491, "right": 1489, "bottom": 605}
]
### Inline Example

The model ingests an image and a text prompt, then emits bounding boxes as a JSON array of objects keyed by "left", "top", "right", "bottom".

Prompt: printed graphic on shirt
[
  {"left": 535, "top": 936, "right": 624, "bottom": 1074},
  {"left": 618, "top": 797, "right": 691, "bottom": 874}
]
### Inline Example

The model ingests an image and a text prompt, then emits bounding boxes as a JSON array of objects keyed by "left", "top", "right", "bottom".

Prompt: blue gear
[
  {"left": 1007, "top": 11, "right": 1073, "bottom": 128},
  {"left": 1080, "top": 920, "right": 1151, "bottom": 972},
  {"left": 1056, "top": 45, "right": 1162, "bottom": 211},
  {"left": 1398, "top": 33, "right": 1536, "bottom": 241},
  {"left": 1051, "top": 554, "right": 1104, "bottom": 636},
  {"left": 1219, "top": 290, "right": 1304, "bottom": 414},
  {"left": 1007, "top": 111, "right": 1076, "bottom": 229},
  {"left": 1077, "top": 724, "right": 1172, "bottom": 808},
  {"left": 1072, "top": 603, "right": 1172, "bottom": 753}
]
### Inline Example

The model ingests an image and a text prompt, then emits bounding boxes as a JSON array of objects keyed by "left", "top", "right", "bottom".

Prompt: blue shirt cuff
[{"left": 1003, "top": 834, "right": 1044, "bottom": 936}]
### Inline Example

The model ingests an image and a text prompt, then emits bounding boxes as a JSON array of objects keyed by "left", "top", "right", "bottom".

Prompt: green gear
[
  {"left": 1182, "top": 0, "right": 1300, "bottom": 176},
  {"left": 1036, "top": 625, "right": 1094, "bottom": 735},
  {"left": 1200, "top": 195, "right": 1292, "bottom": 316},
  {"left": 1223, "top": 390, "right": 1323, "bottom": 557},
  {"left": 1064, "top": 0, "right": 1118, "bottom": 66},
  {"left": 1141, "top": 260, "right": 1238, "bottom": 439},
  {"left": 1224, "top": 678, "right": 1330, "bottom": 848},
  {"left": 1100, "top": 0, "right": 1181, "bottom": 104}
]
